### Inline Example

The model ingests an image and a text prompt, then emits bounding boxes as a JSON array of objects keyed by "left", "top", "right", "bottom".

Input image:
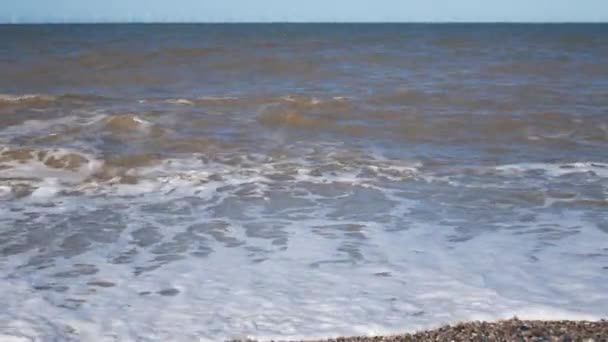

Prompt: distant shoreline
[{"left": 230, "top": 318, "right": 608, "bottom": 342}]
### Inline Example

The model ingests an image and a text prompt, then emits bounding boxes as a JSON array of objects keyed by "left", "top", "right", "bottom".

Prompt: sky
[{"left": 1, "top": 0, "right": 607, "bottom": 23}]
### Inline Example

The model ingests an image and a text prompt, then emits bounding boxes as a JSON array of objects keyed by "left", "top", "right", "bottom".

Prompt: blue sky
[{"left": 2, "top": 0, "right": 607, "bottom": 23}]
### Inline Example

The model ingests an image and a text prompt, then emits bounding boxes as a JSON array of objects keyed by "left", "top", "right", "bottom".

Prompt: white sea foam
[
  {"left": 0, "top": 117, "right": 607, "bottom": 341},
  {"left": 0, "top": 147, "right": 103, "bottom": 181},
  {"left": 0, "top": 94, "right": 57, "bottom": 103},
  {"left": 3, "top": 157, "right": 608, "bottom": 342},
  {"left": 165, "top": 98, "right": 195, "bottom": 105},
  {"left": 0, "top": 206, "right": 606, "bottom": 341},
  {"left": 495, "top": 162, "right": 608, "bottom": 178}
]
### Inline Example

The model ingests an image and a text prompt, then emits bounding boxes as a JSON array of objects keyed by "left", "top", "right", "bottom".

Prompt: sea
[{"left": 0, "top": 24, "right": 607, "bottom": 341}]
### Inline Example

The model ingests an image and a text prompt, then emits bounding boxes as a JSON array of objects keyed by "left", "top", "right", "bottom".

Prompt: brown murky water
[{"left": 0, "top": 24, "right": 607, "bottom": 341}]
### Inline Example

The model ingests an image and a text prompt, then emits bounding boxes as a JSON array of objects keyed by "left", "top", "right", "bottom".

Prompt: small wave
[
  {"left": 57, "top": 93, "right": 112, "bottom": 102},
  {"left": 0, "top": 93, "right": 112, "bottom": 108},
  {"left": 162, "top": 94, "right": 352, "bottom": 116},
  {"left": 0, "top": 146, "right": 167, "bottom": 197},
  {"left": 0, "top": 147, "right": 103, "bottom": 198},
  {"left": 255, "top": 95, "right": 366, "bottom": 136},
  {"left": 103, "top": 114, "right": 155, "bottom": 133},
  {"left": 279, "top": 95, "right": 351, "bottom": 111},
  {"left": 163, "top": 95, "right": 262, "bottom": 108},
  {"left": 0, "top": 114, "right": 107, "bottom": 145},
  {"left": 0, "top": 94, "right": 57, "bottom": 105},
  {"left": 165, "top": 98, "right": 195, "bottom": 106},
  {"left": 0, "top": 143, "right": 420, "bottom": 200},
  {"left": 0, "top": 147, "right": 100, "bottom": 173}
]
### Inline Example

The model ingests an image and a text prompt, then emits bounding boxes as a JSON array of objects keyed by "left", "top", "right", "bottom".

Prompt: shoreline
[{"left": 230, "top": 318, "right": 608, "bottom": 342}]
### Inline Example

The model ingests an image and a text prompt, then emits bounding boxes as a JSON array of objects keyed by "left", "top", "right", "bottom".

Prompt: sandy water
[{"left": 1, "top": 24, "right": 608, "bottom": 341}]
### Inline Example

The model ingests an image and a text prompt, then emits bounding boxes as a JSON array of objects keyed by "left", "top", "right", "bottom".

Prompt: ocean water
[{"left": 1, "top": 24, "right": 608, "bottom": 341}]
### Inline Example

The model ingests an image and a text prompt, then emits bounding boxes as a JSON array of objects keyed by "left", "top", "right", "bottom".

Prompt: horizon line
[{"left": 1, "top": 21, "right": 607, "bottom": 25}]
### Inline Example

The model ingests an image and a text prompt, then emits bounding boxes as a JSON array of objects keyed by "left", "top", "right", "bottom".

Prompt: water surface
[{"left": 1, "top": 24, "right": 608, "bottom": 341}]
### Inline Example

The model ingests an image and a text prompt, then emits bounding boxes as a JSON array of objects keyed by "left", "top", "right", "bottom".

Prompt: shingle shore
[{"left": 230, "top": 318, "right": 608, "bottom": 342}]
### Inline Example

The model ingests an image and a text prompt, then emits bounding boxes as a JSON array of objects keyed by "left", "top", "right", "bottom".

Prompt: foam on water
[
  {"left": 0, "top": 196, "right": 606, "bottom": 341},
  {"left": 1, "top": 140, "right": 607, "bottom": 340},
  {"left": 0, "top": 94, "right": 57, "bottom": 104},
  {"left": 495, "top": 162, "right": 608, "bottom": 178}
]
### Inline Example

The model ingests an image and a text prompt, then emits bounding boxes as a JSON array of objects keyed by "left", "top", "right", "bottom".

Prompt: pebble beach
[{"left": 232, "top": 319, "right": 608, "bottom": 342}]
